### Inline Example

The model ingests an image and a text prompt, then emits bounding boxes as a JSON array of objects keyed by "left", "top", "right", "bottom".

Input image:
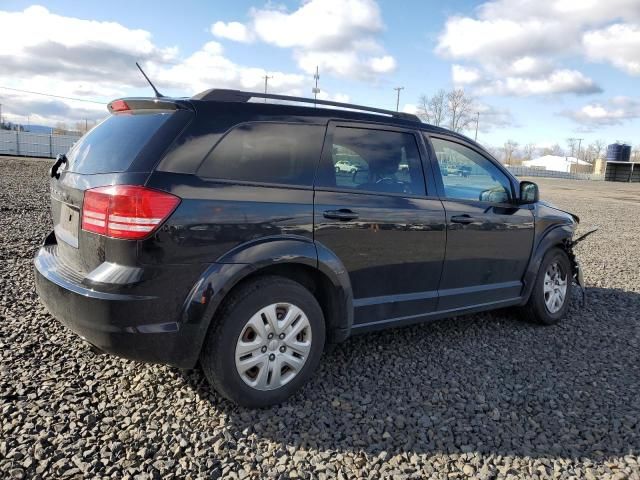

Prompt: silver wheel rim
[
  {"left": 543, "top": 261, "right": 568, "bottom": 314},
  {"left": 234, "top": 302, "right": 312, "bottom": 391}
]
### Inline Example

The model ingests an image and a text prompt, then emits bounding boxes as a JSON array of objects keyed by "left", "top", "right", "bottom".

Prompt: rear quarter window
[
  {"left": 197, "top": 123, "right": 325, "bottom": 186},
  {"left": 66, "top": 112, "right": 172, "bottom": 174}
]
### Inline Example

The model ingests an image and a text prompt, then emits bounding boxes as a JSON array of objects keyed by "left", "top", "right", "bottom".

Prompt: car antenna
[{"left": 135, "top": 62, "right": 164, "bottom": 98}]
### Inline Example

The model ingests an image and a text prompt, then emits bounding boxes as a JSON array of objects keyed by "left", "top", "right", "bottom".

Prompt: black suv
[{"left": 35, "top": 90, "right": 583, "bottom": 407}]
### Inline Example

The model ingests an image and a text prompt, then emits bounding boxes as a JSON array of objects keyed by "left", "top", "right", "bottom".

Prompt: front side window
[
  {"left": 430, "top": 137, "right": 512, "bottom": 203},
  {"left": 198, "top": 123, "right": 324, "bottom": 186},
  {"left": 320, "top": 127, "right": 425, "bottom": 195}
]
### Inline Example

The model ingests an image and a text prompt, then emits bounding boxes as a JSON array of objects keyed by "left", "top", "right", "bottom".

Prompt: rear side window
[
  {"left": 318, "top": 126, "right": 425, "bottom": 196},
  {"left": 198, "top": 123, "right": 324, "bottom": 186},
  {"left": 66, "top": 112, "right": 172, "bottom": 174}
]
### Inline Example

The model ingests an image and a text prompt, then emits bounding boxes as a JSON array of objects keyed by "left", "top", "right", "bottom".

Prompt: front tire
[
  {"left": 200, "top": 276, "right": 325, "bottom": 407},
  {"left": 521, "top": 247, "right": 572, "bottom": 325}
]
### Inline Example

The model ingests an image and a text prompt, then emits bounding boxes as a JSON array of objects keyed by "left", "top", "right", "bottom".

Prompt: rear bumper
[{"left": 34, "top": 243, "right": 205, "bottom": 368}]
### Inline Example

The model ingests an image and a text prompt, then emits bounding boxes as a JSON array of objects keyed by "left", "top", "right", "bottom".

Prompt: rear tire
[
  {"left": 521, "top": 247, "right": 572, "bottom": 325},
  {"left": 200, "top": 275, "right": 325, "bottom": 407}
]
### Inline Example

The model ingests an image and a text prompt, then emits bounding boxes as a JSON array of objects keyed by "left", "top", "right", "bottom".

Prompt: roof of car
[
  {"left": 185, "top": 89, "right": 480, "bottom": 148},
  {"left": 111, "top": 90, "right": 483, "bottom": 151}
]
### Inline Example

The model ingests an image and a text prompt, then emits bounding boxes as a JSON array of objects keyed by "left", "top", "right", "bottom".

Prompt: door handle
[
  {"left": 323, "top": 209, "right": 359, "bottom": 221},
  {"left": 450, "top": 214, "right": 475, "bottom": 224}
]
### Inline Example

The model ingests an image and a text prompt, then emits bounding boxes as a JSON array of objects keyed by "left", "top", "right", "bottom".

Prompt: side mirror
[
  {"left": 479, "top": 187, "right": 510, "bottom": 203},
  {"left": 519, "top": 181, "right": 539, "bottom": 204}
]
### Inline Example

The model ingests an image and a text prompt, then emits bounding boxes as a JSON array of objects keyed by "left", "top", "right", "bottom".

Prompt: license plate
[{"left": 56, "top": 203, "right": 80, "bottom": 248}]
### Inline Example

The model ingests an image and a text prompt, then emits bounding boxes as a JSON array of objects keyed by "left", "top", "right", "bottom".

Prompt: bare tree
[
  {"left": 550, "top": 144, "right": 564, "bottom": 156},
  {"left": 429, "top": 89, "right": 446, "bottom": 127},
  {"left": 633, "top": 146, "right": 640, "bottom": 162},
  {"left": 417, "top": 89, "right": 447, "bottom": 126},
  {"left": 503, "top": 140, "right": 519, "bottom": 164},
  {"left": 53, "top": 122, "right": 69, "bottom": 135},
  {"left": 566, "top": 138, "right": 578, "bottom": 157},
  {"left": 591, "top": 139, "right": 606, "bottom": 160},
  {"left": 584, "top": 144, "right": 596, "bottom": 163},
  {"left": 447, "top": 89, "right": 474, "bottom": 133},
  {"left": 416, "top": 95, "right": 432, "bottom": 124},
  {"left": 523, "top": 143, "right": 536, "bottom": 161}
]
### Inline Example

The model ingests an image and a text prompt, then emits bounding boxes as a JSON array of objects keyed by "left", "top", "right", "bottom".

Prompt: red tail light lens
[
  {"left": 109, "top": 99, "right": 130, "bottom": 112},
  {"left": 82, "top": 185, "right": 180, "bottom": 240}
]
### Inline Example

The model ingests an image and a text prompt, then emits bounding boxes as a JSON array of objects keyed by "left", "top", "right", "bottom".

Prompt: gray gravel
[{"left": 1, "top": 157, "right": 639, "bottom": 479}]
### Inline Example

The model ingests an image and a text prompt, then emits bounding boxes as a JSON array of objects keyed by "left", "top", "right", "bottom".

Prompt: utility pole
[
  {"left": 474, "top": 112, "right": 480, "bottom": 141},
  {"left": 312, "top": 66, "right": 320, "bottom": 106},
  {"left": 394, "top": 87, "right": 404, "bottom": 112},
  {"left": 84, "top": 118, "right": 88, "bottom": 133},
  {"left": 262, "top": 74, "right": 273, "bottom": 102},
  {"left": 568, "top": 137, "right": 583, "bottom": 172}
]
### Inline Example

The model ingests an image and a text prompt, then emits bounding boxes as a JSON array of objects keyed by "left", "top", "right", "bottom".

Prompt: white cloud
[
  {"left": 584, "top": 24, "right": 640, "bottom": 76},
  {"left": 154, "top": 41, "right": 306, "bottom": 94},
  {"left": 402, "top": 103, "right": 418, "bottom": 115},
  {"left": 249, "top": 0, "right": 383, "bottom": 50},
  {"left": 452, "top": 65, "right": 481, "bottom": 86},
  {"left": 316, "top": 91, "right": 351, "bottom": 103},
  {"left": 368, "top": 55, "right": 396, "bottom": 74},
  {"left": 474, "top": 103, "right": 516, "bottom": 132},
  {"left": 434, "top": 0, "right": 640, "bottom": 96},
  {"left": 476, "top": 70, "right": 601, "bottom": 96},
  {"left": 0, "top": 5, "right": 324, "bottom": 126},
  {"left": 211, "top": 21, "right": 253, "bottom": 43},
  {"left": 211, "top": 0, "right": 395, "bottom": 80},
  {"left": 562, "top": 97, "right": 640, "bottom": 126}
]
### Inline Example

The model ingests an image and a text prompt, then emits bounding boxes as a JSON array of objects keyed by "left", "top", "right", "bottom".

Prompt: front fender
[
  {"left": 178, "top": 236, "right": 353, "bottom": 367},
  {"left": 520, "top": 224, "right": 574, "bottom": 304}
]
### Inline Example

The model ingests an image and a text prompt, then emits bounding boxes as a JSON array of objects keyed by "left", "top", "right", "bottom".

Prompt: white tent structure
[{"left": 523, "top": 155, "right": 591, "bottom": 172}]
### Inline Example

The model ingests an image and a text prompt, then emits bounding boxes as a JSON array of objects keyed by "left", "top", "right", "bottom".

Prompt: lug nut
[
  {"left": 268, "top": 333, "right": 274, "bottom": 339},
  {"left": 261, "top": 346, "right": 267, "bottom": 353},
  {"left": 269, "top": 353, "right": 275, "bottom": 361},
  {"left": 279, "top": 333, "right": 285, "bottom": 340},
  {"left": 279, "top": 346, "right": 286, "bottom": 353}
]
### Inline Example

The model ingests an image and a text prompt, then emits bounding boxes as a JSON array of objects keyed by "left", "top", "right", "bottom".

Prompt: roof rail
[{"left": 191, "top": 88, "right": 421, "bottom": 122}]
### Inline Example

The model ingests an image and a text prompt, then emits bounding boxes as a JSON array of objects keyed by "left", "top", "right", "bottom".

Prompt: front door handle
[
  {"left": 323, "top": 209, "right": 359, "bottom": 221},
  {"left": 450, "top": 214, "right": 475, "bottom": 224}
]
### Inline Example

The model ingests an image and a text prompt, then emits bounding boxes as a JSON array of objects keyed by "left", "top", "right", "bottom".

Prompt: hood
[{"left": 538, "top": 200, "right": 580, "bottom": 224}]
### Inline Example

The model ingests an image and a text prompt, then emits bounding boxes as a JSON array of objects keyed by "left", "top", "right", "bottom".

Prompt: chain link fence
[{"left": 0, "top": 130, "right": 82, "bottom": 158}]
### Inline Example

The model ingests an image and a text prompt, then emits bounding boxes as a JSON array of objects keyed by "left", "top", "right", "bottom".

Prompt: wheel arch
[
  {"left": 179, "top": 237, "right": 353, "bottom": 367},
  {"left": 520, "top": 224, "right": 575, "bottom": 304}
]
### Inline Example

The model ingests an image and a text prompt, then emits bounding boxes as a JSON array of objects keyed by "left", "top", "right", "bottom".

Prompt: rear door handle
[
  {"left": 450, "top": 214, "right": 475, "bottom": 224},
  {"left": 323, "top": 209, "right": 359, "bottom": 221}
]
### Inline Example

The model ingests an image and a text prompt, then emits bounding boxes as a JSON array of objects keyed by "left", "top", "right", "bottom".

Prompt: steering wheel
[{"left": 375, "top": 176, "right": 409, "bottom": 193}]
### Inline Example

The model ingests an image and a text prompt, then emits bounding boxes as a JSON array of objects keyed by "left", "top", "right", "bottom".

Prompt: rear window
[
  {"left": 66, "top": 112, "right": 172, "bottom": 174},
  {"left": 198, "top": 123, "right": 324, "bottom": 186}
]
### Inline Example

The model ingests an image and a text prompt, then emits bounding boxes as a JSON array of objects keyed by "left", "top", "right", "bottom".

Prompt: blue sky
[{"left": 1, "top": 0, "right": 639, "bottom": 152}]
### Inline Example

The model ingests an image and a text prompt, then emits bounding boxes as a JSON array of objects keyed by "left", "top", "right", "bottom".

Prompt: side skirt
[{"left": 350, "top": 296, "right": 523, "bottom": 334}]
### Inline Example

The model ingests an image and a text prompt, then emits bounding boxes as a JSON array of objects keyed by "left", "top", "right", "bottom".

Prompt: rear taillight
[{"left": 81, "top": 185, "right": 180, "bottom": 240}]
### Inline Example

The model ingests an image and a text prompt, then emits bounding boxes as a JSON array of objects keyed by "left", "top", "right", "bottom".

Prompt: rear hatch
[{"left": 50, "top": 99, "right": 192, "bottom": 276}]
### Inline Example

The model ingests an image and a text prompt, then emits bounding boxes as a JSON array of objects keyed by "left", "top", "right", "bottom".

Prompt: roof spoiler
[{"left": 191, "top": 88, "right": 421, "bottom": 122}]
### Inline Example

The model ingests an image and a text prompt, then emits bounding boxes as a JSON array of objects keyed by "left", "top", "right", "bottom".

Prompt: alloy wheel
[{"left": 543, "top": 261, "right": 568, "bottom": 314}]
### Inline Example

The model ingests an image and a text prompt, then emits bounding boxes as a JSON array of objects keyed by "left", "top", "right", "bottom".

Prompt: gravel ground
[{"left": 1, "top": 156, "right": 639, "bottom": 479}]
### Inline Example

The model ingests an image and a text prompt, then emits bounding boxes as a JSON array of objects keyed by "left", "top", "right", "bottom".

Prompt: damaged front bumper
[{"left": 564, "top": 228, "right": 598, "bottom": 302}]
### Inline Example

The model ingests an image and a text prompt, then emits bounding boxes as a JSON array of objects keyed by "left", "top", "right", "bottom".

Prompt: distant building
[{"left": 523, "top": 155, "right": 591, "bottom": 173}]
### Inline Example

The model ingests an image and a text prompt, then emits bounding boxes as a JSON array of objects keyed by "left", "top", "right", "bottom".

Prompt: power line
[{"left": 0, "top": 86, "right": 107, "bottom": 105}]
